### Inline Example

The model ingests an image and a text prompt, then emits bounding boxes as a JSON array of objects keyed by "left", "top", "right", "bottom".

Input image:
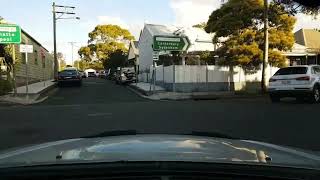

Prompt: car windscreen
[
  {"left": 60, "top": 70, "right": 77, "bottom": 76},
  {"left": 274, "top": 67, "right": 308, "bottom": 75}
]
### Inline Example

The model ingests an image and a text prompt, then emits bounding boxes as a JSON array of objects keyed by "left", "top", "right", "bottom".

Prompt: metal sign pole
[
  {"left": 153, "top": 60, "right": 156, "bottom": 92},
  {"left": 25, "top": 52, "right": 29, "bottom": 101}
]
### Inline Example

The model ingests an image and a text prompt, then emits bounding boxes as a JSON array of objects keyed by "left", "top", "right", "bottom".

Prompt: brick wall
[{"left": 13, "top": 32, "right": 54, "bottom": 86}]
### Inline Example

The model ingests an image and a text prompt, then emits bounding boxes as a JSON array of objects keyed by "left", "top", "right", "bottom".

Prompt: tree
[
  {"left": 56, "top": 52, "right": 66, "bottom": 71},
  {"left": 276, "top": 0, "right": 320, "bottom": 15},
  {"left": 103, "top": 49, "right": 127, "bottom": 69},
  {"left": 193, "top": 22, "right": 207, "bottom": 29},
  {"left": 78, "top": 24, "right": 134, "bottom": 67},
  {"left": 205, "top": 0, "right": 295, "bottom": 74}
]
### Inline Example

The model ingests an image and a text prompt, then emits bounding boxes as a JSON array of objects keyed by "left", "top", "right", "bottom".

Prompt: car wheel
[
  {"left": 309, "top": 85, "right": 320, "bottom": 103},
  {"left": 270, "top": 95, "right": 280, "bottom": 103}
]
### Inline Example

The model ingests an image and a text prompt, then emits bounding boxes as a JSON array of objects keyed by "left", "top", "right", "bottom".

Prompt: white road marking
[{"left": 87, "top": 113, "right": 112, "bottom": 117}]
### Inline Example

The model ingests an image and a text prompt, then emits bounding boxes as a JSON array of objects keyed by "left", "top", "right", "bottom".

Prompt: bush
[{"left": 0, "top": 79, "right": 12, "bottom": 95}]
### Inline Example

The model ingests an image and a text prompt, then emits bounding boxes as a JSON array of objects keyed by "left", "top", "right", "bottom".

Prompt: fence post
[
  {"left": 173, "top": 64, "right": 176, "bottom": 92},
  {"left": 163, "top": 65, "right": 165, "bottom": 86},
  {"left": 206, "top": 64, "right": 209, "bottom": 92}
]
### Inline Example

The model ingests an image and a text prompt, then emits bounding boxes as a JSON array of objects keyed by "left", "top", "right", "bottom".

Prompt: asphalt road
[{"left": 0, "top": 78, "right": 319, "bottom": 152}]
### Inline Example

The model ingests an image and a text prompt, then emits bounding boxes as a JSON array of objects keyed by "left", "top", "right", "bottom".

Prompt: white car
[{"left": 268, "top": 65, "right": 320, "bottom": 103}]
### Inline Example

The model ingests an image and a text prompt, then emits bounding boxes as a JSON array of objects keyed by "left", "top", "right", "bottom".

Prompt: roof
[
  {"left": 130, "top": 40, "right": 139, "bottom": 55},
  {"left": 133, "top": 41, "right": 138, "bottom": 49},
  {"left": 144, "top": 24, "right": 215, "bottom": 52},
  {"left": 282, "top": 43, "right": 317, "bottom": 56},
  {"left": 294, "top": 29, "right": 320, "bottom": 51}
]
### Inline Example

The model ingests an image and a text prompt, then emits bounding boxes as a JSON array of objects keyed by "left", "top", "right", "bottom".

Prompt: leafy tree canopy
[
  {"left": 103, "top": 49, "right": 127, "bottom": 69},
  {"left": 192, "top": 22, "right": 207, "bottom": 29},
  {"left": 205, "top": 0, "right": 296, "bottom": 73},
  {"left": 78, "top": 24, "right": 134, "bottom": 68},
  {"left": 276, "top": 0, "right": 320, "bottom": 15}
]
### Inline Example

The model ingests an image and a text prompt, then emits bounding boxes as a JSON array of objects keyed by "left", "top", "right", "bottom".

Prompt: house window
[{"left": 34, "top": 50, "right": 38, "bottom": 65}]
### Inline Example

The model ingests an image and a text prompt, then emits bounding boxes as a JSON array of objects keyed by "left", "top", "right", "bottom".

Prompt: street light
[{"left": 52, "top": 2, "right": 79, "bottom": 80}]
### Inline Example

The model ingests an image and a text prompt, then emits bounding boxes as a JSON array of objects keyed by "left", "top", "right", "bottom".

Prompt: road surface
[{"left": 0, "top": 78, "right": 319, "bottom": 152}]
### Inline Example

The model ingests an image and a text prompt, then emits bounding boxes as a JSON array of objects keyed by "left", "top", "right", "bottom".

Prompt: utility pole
[
  {"left": 53, "top": 2, "right": 57, "bottom": 80},
  {"left": 261, "top": 0, "right": 269, "bottom": 93},
  {"left": 52, "top": 2, "right": 80, "bottom": 80}
]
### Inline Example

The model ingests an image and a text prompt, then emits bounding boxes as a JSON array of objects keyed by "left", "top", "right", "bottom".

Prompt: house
[
  {"left": 15, "top": 29, "right": 54, "bottom": 86},
  {"left": 293, "top": 29, "right": 320, "bottom": 65},
  {"left": 0, "top": 27, "right": 54, "bottom": 86},
  {"left": 282, "top": 43, "right": 317, "bottom": 66},
  {"left": 127, "top": 40, "right": 139, "bottom": 71},
  {"left": 138, "top": 24, "right": 216, "bottom": 72}
]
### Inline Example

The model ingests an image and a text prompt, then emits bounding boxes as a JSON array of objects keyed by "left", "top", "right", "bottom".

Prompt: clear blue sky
[{"left": 1, "top": 0, "right": 176, "bottom": 63}]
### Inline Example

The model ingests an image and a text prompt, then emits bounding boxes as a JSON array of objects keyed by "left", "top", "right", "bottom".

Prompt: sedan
[{"left": 58, "top": 68, "right": 82, "bottom": 86}]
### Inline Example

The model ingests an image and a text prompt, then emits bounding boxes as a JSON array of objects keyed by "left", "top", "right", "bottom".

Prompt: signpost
[
  {"left": 0, "top": 24, "right": 21, "bottom": 44},
  {"left": 153, "top": 36, "right": 190, "bottom": 51},
  {"left": 20, "top": 44, "right": 33, "bottom": 101}
]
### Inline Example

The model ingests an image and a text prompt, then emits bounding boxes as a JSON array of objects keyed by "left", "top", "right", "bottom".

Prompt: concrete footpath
[
  {"left": 0, "top": 80, "right": 56, "bottom": 105},
  {"left": 129, "top": 82, "right": 266, "bottom": 101}
]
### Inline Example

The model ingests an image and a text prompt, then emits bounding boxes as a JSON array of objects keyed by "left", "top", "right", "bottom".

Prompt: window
[
  {"left": 60, "top": 70, "right": 77, "bottom": 76},
  {"left": 275, "top": 67, "right": 308, "bottom": 75},
  {"left": 34, "top": 50, "right": 38, "bottom": 65},
  {"left": 312, "top": 66, "right": 320, "bottom": 74}
]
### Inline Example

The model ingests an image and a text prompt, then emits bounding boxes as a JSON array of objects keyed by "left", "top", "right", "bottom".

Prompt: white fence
[{"left": 139, "top": 65, "right": 279, "bottom": 92}]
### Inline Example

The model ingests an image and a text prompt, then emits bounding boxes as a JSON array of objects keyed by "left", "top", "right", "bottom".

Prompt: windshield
[
  {"left": 60, "top": 70, "right": 77, "bottom": 76},
  {"left": 274, "top": 67, "right": 308, "bottom": 75},
  {"left": 0, "top": 0, "right": 320, "bottom": 171}
]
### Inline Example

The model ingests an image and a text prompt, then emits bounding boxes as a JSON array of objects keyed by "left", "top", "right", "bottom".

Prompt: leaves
[
  {"left": 206, "top": 0, "right": 295, "bottom": 72},
  {"left": 103, "top": 49, "right": 127, "bottom": 69},
  {"left": 275, "top": 0, "right": 320, "bottom": 15},
  {"left": 78, "top": 24, "right": 134, "bottom": 69},
  {"left": 88, "top": 24, "right": 134, "bottom": 44}
]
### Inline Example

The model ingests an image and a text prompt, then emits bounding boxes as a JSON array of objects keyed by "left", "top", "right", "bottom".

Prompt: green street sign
[
  {"left": 0, "top": 24, "right": 21, "bottom": 44},
  {"left": 153, "top": 36, "right": 190, "bottom": 51}
]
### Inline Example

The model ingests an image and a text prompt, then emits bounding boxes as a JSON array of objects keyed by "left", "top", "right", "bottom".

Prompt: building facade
[{"left": 14, "top": 30, "right": 54, "bottom": 86}]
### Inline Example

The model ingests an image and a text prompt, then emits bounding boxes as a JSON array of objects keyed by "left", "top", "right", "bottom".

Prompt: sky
[{"left": 1, "top": 0, "right": 319, "bottom": 64}]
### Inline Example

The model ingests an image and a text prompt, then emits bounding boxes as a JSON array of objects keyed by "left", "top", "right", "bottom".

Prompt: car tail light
[
  {"left": 296, "top": 76, "right": 310, "bottom": 81},
  {"left": 269, "top": 78, "right": 277, "bottom": 82}
]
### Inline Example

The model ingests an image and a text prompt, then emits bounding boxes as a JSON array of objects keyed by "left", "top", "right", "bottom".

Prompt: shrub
[{"left": 0, "top": 79, "right": 12, "bottom": 95}]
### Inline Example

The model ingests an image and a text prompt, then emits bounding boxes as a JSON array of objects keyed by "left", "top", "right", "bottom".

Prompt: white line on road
[{"left": 87, "top": 113, "right": 113, "bottom": 117}]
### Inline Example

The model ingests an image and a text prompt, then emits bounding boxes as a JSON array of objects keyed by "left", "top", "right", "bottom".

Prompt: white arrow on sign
[{"left": 182, "top": 37, "right": 189, "bottom": 51}]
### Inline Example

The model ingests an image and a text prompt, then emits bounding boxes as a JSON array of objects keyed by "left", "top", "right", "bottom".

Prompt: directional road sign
[
  {"left": 0, "top": 24, "right": 21, "bottom": 44},
  {"left": 153, "top": 36, "right": 190, "bottom": 51}
]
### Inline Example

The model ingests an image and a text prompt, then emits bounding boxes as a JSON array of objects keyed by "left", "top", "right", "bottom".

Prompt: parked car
[
  {"left": 268, "top": 65, "right": 320, "bottom": 103},
  {"left": 88, "top": 72, "right": 97, "bottom": 77},
  {"left": 115, "top": 67, "right": 136, "bottom": 84},
  {"left": 98, "top": 70, "right": 107, "bottom": 78},
  {"left": 78, "top": 70, "right": 86, "bottom": 78},
  {"left": 58, "top": 68, "right": 82, "bottom": 86}
]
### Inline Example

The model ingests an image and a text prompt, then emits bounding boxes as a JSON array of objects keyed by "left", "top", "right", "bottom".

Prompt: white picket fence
[{"left": 139, "top": 65, "right": 279, "bottom": 92}]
